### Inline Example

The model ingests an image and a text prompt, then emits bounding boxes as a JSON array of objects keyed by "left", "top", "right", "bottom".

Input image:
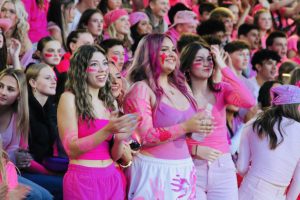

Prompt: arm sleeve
[
  {"left": 123, "top": 82, "right": 186, "bottom": 146},
  {"left": 237, "top": 122, "right": 253, "bottom": 176},
  {"left": 5, "top": 161, "right": 18, "bottom": 190},
  {"left": 221, "top": 67, "right": 256, "bottom": 108},
  {"left": 287, "top": 160, "right": 300, "bottom": 200},
  {"left": 6, "top": 133, "right": 20, "bottom": 164}
]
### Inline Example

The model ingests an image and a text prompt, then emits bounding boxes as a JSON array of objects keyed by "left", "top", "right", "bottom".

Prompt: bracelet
[{"left": 119, "top": 160, "right": 132, "bottom": 168}]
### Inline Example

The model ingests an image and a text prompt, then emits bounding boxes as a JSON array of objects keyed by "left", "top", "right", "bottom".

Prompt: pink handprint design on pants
[
  {"left": 150, "top": 178, "right": 165, "bottom": 200},
  {"left": 171, "top": 174, "right": 191, "bottom": 199}
]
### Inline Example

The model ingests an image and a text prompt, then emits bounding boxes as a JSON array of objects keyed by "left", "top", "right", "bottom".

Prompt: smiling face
[
  {"left": 150, "top": 0, "right": 170, "bottom": 18},
  {"left": 109, "top": 63, "right": 123, "bottom": 98},
  {"left": 114, "top": 15, "right": 130, "bottom": 35},
  {"left": 86, "top": 51, "right": 109, "bottom": 89},
  {"left": 137, "top": 19, "right": 152, "bottom": 35},
  {"left": 229, "top": 48, "right": 250, "bottom": 72},
  {"left": 159, "top": 37, "right": 177, "bottom": 75},
  {"left": 40, "top": 40, "right": 62, "bottom": 67},
  {"left": 270, "top": 37, "right": 287, "bottom": 59},
  {"left": 0, "top": 75, "right": 19, "bottom": 107},
  {"left": 107, "top": 44, "right": 125, "bottom": 72},
  {"left": 190, "top": 48, "right": 214, "bottom": 80},
  {"left": 30, "top": 66, "right": 57, "bottom": 96}
]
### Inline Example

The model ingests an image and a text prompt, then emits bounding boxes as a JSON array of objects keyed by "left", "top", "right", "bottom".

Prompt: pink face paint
[
  {"left": 193, "top": 63, "right": 203, "bottom": 69},
  {"left": 44, "top": 53, "right": 54, "bottom": 58},
  {"left": 86, "top": 67, "right": 98, "bottom": 73},
  {"left": 111, "top": 55, "right": 118, "bottom": 64},
  {"left": 160, "top": 53, "right": 167, "bottom": 65},
  {"left": 58, "top": 53, "right": 63, "bottom": 57}
]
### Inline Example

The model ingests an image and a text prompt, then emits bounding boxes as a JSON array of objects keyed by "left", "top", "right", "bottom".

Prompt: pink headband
[
  {"left": 129, "top": 12, "right": 149, "bottom": 26},
  {"left": 271, "top": 85, "right": 300, "bottom": 105},
  {"left": 104, "top": 9, "right": 128, "bottom": 28}
]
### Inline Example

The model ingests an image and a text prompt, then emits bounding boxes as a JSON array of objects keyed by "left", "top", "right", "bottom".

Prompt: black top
[{"left": 28, "top": 91, "right": 58, "bottom": 163}]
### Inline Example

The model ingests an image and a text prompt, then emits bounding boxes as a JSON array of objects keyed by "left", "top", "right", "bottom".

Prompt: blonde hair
[
  {"left": 1, "top": 0, "right": 30, "bottom": 52},
  {"left": 0, "top": 68, "right": 29, "bottom": 142},
  {"left": 210, "top": 7, "right": 234, "bottom": 20},
  {"left": 108, "top": 23, "right": 133, "bottom": 49},
  {"left": 0, "top": 141, "right": 8, "bottom": 184},
  {"left": 25, "top": 63, "right": 50, "bottom": 90}
]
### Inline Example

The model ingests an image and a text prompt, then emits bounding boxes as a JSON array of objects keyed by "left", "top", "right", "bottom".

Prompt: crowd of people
[{"left": 0, "top": 0, "right": 300, "bottom": 199}]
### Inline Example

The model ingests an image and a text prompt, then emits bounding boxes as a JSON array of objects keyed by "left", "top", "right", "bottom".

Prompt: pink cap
[
  {"left": 104, "top": 9, "right": 128, "bottom": 28},
  {"left": 0, "top": 18, "right": 12, "bottom": 33},
  {"left": 129, "top": 12, "right": 149, "bottom": 27},
  {"left": 170, "top": 10, "right": 198, "bottom": 28},
  {"left": 271, "top": 85, "right": 300, "bottom": 105}
]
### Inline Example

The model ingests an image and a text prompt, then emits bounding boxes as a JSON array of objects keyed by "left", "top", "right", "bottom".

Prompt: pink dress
[{"left": 0, "top": 161, "right": 18, "bottom": 190}]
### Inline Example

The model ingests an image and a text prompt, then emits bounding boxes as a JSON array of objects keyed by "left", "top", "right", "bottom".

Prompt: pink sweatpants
[
  {"left": 193, "top": 153, "right": 238, "bottom": 200},
  {"left": 239, "top": 175, "right": 286, "bottom": 200},
  {"left": 63, "top": 164, "right": 125, "bottom": 200}
]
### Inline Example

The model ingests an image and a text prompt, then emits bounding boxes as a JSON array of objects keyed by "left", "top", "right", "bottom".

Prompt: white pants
[{"left": 126, "top": 154, "right": 196, "bottom": 200}]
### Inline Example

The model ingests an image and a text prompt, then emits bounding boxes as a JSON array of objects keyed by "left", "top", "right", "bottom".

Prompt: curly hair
[
  {"left": 1, "top": 0, "right": 30, "bottom": 51},
  {"left": 65, "top": 44, "right": 115, "bottom": 121}
]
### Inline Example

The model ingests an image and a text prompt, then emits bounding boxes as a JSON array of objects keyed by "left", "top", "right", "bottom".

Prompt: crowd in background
[{"left": 0, "top": 0, "right": 300, "bottom": 199}]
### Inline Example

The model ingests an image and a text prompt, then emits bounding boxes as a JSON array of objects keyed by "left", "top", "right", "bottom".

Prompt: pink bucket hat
[
  {"left": 170, "top": 10, "right": 198, "bottom": 28},
  {"left": 104, "top": 9, "right": 128, "bottom": 28},
  {"left": 0, "top": 18, "right": 12, "bottom": 32},
  {"left": 271, "top": 85, "right": 300, "bottom": 105},
  {"left": 129, "top": 12, "right": 149, "bottom": 27}
]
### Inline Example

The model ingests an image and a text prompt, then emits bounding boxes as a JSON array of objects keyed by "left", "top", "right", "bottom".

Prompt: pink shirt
[
  {"left": 0, "top": 114, "right": 20, "bottom": 163},
  {"left": 22, "top": 0, "right": 49, "bottom": 43},
  {"left": 123, "top": 82, "right": 196, "bottom": 159},
  {"left": 76, "top": 119, "right": 112, "bottom": 160},
  {"left": 0, "top": 161, "right": 18, "bottom": 190},
  {"left": 237, "top": 117, "right": 300, "bottom": 199},
  {"left": 188, "top": 68, "right": 256, "bottom": 153}
]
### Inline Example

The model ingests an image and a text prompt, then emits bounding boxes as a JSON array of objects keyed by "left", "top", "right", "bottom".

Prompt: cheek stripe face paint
[
  {"left": 44, "top": 53, "right": 54, "bottom": 58},
  {"left": 160, "top": 53, "right": 167, "bottom": 65},
  {"left": 193, "top": 63, "right": 203, "bottom": 69},
  {"left": 111, "top": 55, "right": 118, "bottom": 64},
  {"left": 86, "top": 67, "right": 98, "bottom": 73}
]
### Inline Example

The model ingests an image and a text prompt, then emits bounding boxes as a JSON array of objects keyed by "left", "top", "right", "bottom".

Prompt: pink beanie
[
  {"left": 104, "top": 9, "right": 128, "bottom": 28},
  {"left": 129, "top": 12, "right": 149, "bottom": 27},
  {"left": 271, "top": 85, "right": 300, "bottom": 105}
]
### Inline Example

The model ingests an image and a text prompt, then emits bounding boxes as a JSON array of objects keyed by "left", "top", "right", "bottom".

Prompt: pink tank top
[
  {"left": 77, "top": 119, "right": 112, "bottom": 160},
  {"left": 143, "top": 101, "right": 196, "bottom": 159}
]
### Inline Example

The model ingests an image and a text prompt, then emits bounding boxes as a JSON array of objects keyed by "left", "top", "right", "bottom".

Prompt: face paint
[
  {"left": 59, "top": 53, "right": 63, "bottom": 57},
  {"left": 111, "top": 55, "right": 118, "bottom": 64},
  {"left": 160, "top": 53, "right": 167, "bottom": 65},
  {"left": 193, "top": 63, "right": 203, "bottom": 69},
  {"left": 86, "top": 67, "right": 99, "bottom": 73},
  {"left": 44, "top": 53, "right": 54, "bottom": 58}
]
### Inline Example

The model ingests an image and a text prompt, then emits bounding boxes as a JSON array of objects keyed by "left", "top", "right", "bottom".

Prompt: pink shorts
[{"left": 63, "top": 164, "right": 125, "bottom": 200}]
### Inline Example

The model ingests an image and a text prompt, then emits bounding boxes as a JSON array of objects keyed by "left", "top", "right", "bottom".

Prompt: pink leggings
[
  {"left": 193, "top": 153, "right": 238, "bottom": 200},
  {"left": 239, "top": 175, "right": 286, "bottom": 200},
  {"left": 63, "top": 164, "right": 125, "bottom": 200}
]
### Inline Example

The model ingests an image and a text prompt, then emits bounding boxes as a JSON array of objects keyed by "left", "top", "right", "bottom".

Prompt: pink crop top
[{"left": 76, "top": 119, "right": 112, "bottom": 160}]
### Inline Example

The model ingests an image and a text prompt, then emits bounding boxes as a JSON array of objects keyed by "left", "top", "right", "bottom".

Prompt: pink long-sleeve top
[
  {"left": 123, "top": 81, "right": 196, "bottom": 160},
  {"left": 187, "top": 67, "right": 256, "bottom": 153},
  {"left": 0, "top": 114, "right": 20, "bottom": 164},
  {"left": 0, "top": 161, "right": 18, "bottom": 190},
  {"left": 22, "top": 0, "right": 49, "bottom": 43},
  {"left": 237, "top": 117, "right": 300, "bottom": 199}
]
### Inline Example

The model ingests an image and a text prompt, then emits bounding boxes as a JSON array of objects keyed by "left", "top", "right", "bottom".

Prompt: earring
[{"left": 33, "top": 88, "right": 37, "bottom": 93}]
